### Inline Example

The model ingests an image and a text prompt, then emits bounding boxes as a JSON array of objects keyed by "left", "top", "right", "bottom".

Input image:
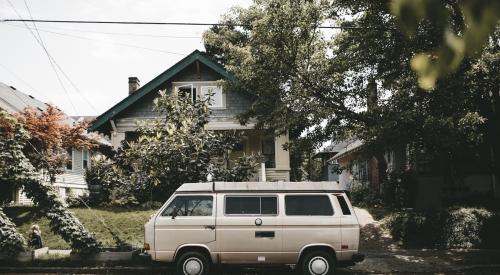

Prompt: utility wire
[
  {"left": 16, "top": 24, "right": 202, "bottom": 39},
  {"left": 0, "top": 62, "right": 42, "bottom": 96},
  {"left": 5, "top": 0, "right": 78, "bottom": 114},
  {"left": 0, "top": 18, "right": 374, "bottom": 29},
  {"left": 5, "top": 23, "right": 188, "bottom": 56},
  {"left": 23, "top": 0, "right": 99, "bottom": 114}
]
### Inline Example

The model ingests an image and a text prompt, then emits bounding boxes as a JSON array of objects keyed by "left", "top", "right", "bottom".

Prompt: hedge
[{"left": 382, "top": 207, "right": 500, "bottom": 249}]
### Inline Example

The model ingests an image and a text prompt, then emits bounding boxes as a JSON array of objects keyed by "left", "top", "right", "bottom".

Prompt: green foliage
[
  {"left": 382, "top": 169, "right": 417, "bottom": 208},
  {"left": 349, "top": 184, "right": 383, "bottom": 208},
  {"left": 382, "top": 208, "right": 499, "bottom": 248},
  {"left": 0, "top": 207, "right": 26, "bottom": 257},
  {"left": 120, "top": 91, "right": 258, "bottom": 201},
  {"left": 21, "top": 179, "right": 101, "bottom": 255},
  {"left": 85, "top": 155, "right": 133, "bottom": 206},
  {"left": 204, "top": 0, "right": 496, "bottom": 184},
  {"left": 441, "top": 207, "right": 493, "bottom": 249},
  {"left": 391, "top": 0, "right": 500, "bottom": 90},
  {"left": 1, "top": 111, "right": 101, "bottom": 256}
]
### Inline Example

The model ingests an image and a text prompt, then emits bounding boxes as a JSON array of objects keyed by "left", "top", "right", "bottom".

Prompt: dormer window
[
  {"left": 173, "top": 82, "right": 225, "bottom": 108},
  {"left": 177, "top": 84, "right": 197, "bottom": 102},
  {"left": 200, "top": 86, "right": 223, "bottom": 108}
]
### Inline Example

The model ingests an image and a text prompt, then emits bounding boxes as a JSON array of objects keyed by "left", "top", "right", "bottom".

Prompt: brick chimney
[{"left": 128, "top": 77, "right": 140, "bottom": 95}]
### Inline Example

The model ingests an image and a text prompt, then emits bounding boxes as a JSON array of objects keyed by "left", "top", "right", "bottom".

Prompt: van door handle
[
  {"left": 255, "top": 231, "right": 275, "bottom": 238},
  {"left": 204, "top": 225, "right": 215, "bottom": 230}
]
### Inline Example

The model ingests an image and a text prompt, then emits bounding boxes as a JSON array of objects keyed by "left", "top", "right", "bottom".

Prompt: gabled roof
[
  {"left": 330, "top": 139, "right": 364, "bottom": 161},
  {"left": 90, "top": 50, "right": 232, "bottom": 132},
  {"left": 0, "top": 82, "right": 48, "bottom": 113}
]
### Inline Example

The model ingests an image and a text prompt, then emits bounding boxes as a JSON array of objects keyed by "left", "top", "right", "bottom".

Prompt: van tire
[
  {"left": 176, "top": 251, "right": 211, "bottom": 275},
  {"left": 300, "top": 250, "right": 335, "bottom": 275}
]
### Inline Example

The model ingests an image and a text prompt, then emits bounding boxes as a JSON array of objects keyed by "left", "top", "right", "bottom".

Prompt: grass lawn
[{"left": 3, "top": 206, "right": 156, "bottom": 249}]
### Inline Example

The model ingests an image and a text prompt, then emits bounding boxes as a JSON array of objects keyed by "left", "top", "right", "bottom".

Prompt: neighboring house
[
  {"left": 313, "top": 141, "right": 350, "bottom": 183},
  {"left": 330, "top": 139, "right": 497, "bottom": 208},
  {"left": 0, "top": 82, "right": 105, "bottom": 204},
  {"left": 89, "top": 50, "right": 291, "bottom": 181}
]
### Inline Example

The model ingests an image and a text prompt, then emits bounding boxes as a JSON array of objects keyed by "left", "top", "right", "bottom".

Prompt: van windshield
[{"left": 162, "top": 196, "right": 213, "bottom": 216}]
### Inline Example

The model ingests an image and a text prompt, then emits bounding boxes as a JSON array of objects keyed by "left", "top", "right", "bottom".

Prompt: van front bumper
[{"left": 352, "top": 253, "right": 365, "bottom": 262}]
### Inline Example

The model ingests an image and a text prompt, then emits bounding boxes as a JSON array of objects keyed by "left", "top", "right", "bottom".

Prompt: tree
[
  {"left": 16, "top": 105, "right": 96, "bottom": 183},
  {"left": 203, "top": 0, "right": 498, "bottom": 197},
  {"left": 391, "top": 0, "right": 500, "bottom": 90},
  {"left": 115, "top": 91, "right": 258, "bottom": 202},
  {"left": 0, "top": 110, "right": 101, "bottom": 256}
]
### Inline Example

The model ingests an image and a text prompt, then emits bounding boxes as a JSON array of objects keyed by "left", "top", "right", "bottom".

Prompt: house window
[
  {"left": 125, "top": 131, "right": 139, "bottom": 143},
  {"left": 177, "top": 85, "right": 197, "bottom": 102},
  {"left": 200, "top": 86, "right": 223, "bottom": 108},
  {"left": 66, "top": 149, "right": 73, "bottom": 170},
  {"left": 82, "top": 150, "right": 89, "bottom": 170},
  {"left": 262, "top": 136, "right": 276, "bottom": 168}
]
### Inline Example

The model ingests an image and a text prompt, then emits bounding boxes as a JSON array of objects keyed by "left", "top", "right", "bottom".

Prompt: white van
[{"left": 143, "top": 182, "right": 364, "bottom": 275}]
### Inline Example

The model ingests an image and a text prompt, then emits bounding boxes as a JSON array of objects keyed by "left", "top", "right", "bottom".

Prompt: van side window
[
  {"left": 285, "top": 195, "right": 333, "bottom": 216},
  {"left": 162, "top": 196, "right": 213, "bottom": 217},
  {"left": 336, "top": 195, "right": 352, "bottom": 215},
  {"left": 225, "top": 196, "right": 278, "bottom": 215}
]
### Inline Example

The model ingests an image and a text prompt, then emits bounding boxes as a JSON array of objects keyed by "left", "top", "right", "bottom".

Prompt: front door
[
  {"left": 154, "top": 194, "right": 216, "bottom": 261},
  {"left": 216, "top": 194, "right": 282, "bottom": 264}
]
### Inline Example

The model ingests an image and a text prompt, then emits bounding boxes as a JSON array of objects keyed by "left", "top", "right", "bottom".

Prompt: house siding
[{"left": 117, "top": 63, "right": 253, "bottom": 121}]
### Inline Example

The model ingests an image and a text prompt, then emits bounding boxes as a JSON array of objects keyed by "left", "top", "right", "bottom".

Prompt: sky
[{"left": 0, "top": 0, "right": 252, "bottom": 116}]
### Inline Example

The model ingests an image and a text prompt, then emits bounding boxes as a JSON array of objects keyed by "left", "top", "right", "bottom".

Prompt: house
[
  {"left": 314, "top": 141, "right": 360, "bottom": 185},
  {"left": 330, "top": 138, "right": 497, "bottom": 208},
  {"left": 89, "top": 50, "right": 291, "bottom": 181},
  {"left": 0, "top": 82, "right": 105, "bottom": 204}
]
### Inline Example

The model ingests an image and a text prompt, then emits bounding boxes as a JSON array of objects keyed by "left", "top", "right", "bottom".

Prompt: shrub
[
  {"left": 349, "top": 184, "right": 382, "bottom": 208},
  {"left": 382, "top": 207, "right": 499, "bottom": 249},
  {"left": 0, "top": 207, "right": 26, "bottom": 257},
  {"left": 382, "top": 210, "right": 439, "bottom": 247},
  {"left": 441, "top": 207, "right": 493, "bottom": 249}
]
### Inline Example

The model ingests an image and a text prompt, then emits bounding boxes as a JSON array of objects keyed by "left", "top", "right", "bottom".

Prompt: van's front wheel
[
  {"left": 176, "top": 251, "right": 211, "bottom": 275},
  {"left": 300, "top": 250, "right": 335, "bottom": 275}
]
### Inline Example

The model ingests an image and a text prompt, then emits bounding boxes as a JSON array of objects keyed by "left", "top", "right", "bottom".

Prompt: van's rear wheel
[
  {"left": 301, "top": 250, "right": 335, "bottom": 275},
  {"left": 176, "top": 251, "right": 211, "bottom": 275}
]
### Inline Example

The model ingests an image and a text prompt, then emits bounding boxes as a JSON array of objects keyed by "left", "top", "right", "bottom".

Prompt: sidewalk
[{"left": 345, "top": 208, "right": 500, "bottom": 274}]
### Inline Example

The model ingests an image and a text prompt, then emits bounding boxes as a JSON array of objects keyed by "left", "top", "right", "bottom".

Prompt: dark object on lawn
[{"left": 29, "top": 224, "right": 43, "bottom": 249}]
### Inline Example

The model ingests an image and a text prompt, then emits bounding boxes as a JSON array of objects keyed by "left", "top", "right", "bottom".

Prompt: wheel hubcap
[
  {"left": 309, "top": 256, "right": 329, "bottom": 275},
  {"left": 183, "top": 257, "right": 203, "bottom": 275}
]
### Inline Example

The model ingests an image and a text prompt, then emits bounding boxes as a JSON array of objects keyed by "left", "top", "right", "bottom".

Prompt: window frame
[
  {"left": 335, "top": 194, "right": 352, "bottom": 216},
  {"left": 200, "top": 85, "right": 224, "bottom": 108},
  {"left": 172, "top": 82, "right": 226, "bottom": 109},
  {"left": 224, "top": 194, "right": 279, "bottom": 216},
  {"left": 160, "top": 194, "right": 214, "bottom": 217},
  {"left": 65, "top": 148, "right": 74, "bottom": 171},
  {"left": 284, "top": 194, "right": 335, "bottom": 216},
  {"left": 82, "top": 149, "right": 89, "bottom": 170}
]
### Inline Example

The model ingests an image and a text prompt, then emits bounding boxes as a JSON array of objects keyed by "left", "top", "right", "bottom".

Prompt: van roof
[{"left": 176, "top": 182, "right": 345, "bottom": 193}]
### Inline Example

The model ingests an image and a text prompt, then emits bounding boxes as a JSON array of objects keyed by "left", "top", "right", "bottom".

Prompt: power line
[
  {"left": 17, "top": 24, "right": 202, "bottom": 39},
  {"left": 0, "top": 62, "right": 42, "bottom": 96},
  {"left": 24, "top": 0, "right": 100, "bottom": 114},
  {"left": 0, "top": 18, "right": 373, "bottom": 29},
  {"left": 5, "top": 0, "right": 78, "bottom": 114},
  {"left": 5, "top": 23, "right": 188, "bottom": 56}
]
